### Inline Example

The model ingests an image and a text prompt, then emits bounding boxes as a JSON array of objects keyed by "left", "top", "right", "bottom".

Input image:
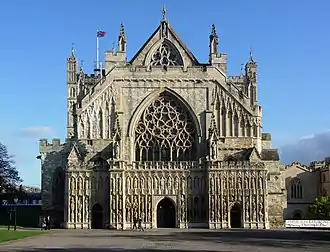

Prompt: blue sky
[{"left": 0, "top": 0, "right": 330, "bottom": 187}]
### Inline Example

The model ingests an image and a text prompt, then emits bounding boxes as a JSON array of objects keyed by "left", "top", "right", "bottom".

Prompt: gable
[
  {"left": 67, "top": 142, "right": 81, "bottom": 163},
  {"left": 284, "top": 162, "right": 311, "bottom": 178},
  {"left": 130, "top": 20, "right": 200, "bottom": 67}
]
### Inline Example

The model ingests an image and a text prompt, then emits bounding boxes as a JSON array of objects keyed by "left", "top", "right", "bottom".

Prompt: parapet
[
  {"left": 39, "top": 138, "right": 65, "bottom": 152},
  {"left": 262, "top": 133, "right": 272, "bottom": 141},
  {"left": 310, "top": 160, "right": 325, "bottom": 170},
  {"left": 227, "top": 75, "right": 245, "bottom": 84}
]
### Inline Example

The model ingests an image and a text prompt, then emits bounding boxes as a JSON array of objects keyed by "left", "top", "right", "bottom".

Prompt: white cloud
[
  {"left": 18, "top": 126, "right": 54, "bottom": 138},
  {"left": 280, "top": 130, "right": 330, "bottom": 165}
]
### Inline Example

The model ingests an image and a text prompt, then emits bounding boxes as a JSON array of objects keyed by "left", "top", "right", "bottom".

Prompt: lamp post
[{"left": 13, "top": 197, "right": 18, "bottom": 231}]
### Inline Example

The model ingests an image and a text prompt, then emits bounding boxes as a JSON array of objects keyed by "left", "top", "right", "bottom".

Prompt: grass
[
  {"left": 0, "top": 230, "right": 44, "bottom": 243},
  {"left": 0, "top": 225, "right": 24, "bottom": 229}
]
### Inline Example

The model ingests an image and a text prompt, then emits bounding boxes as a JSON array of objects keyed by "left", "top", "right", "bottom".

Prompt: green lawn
[
  {"left": 0, "top": 225, "right": 24, "bottom": 229},
  {"left": 0, "top": 230, "right": 44, "bottom": 243}
]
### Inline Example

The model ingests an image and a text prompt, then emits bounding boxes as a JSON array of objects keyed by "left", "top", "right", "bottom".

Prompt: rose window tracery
[
  {"left": 135, "top": 92, "right": 196, "bottom": 162},
  {"left": 150, "top": 42, "right": 183, "bottom": 68}
]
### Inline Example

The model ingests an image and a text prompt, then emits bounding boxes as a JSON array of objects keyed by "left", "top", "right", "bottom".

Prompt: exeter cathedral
[{"left": 39, "top": 10, "right": 286, "bottom": 230}]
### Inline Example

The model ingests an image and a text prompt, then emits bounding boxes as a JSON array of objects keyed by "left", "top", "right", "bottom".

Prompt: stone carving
[
  {"left": 113, "top": 140, "right": 120, "bottom": 159},
  {"left": 70, "top": 196, "right": 75, "bottom": 222},
  {"left": 85, "top": 177, "right": 89, "bottom": 195},
  {"left": 43, "top": 22, "right": 288, "bottom": 231},
  {"left": 150, "top": 42, "right": 183, "bottom": 67},
  {"left": 245, "top": 198, "right": 250, "bottom": 220},
  {"left": 125, "top": 197, "right": 131, "bottom": 222},
  {"left": 84, "top": 196, "right": 89, "bottom": 222},
  {"left": 180, "top": 194, "right": 186, "bottom": 221},
  {"left": 77, "top": 196, "right": 83, "bottom": 222},
  {"left": 134, "top": 92, "right": 196, "bottom": 162},
  {"left": 147, "top": 195, "right": 152, "bottom": 222},
  {"left": 70, "top": 177, "right": 76, "bottom": 193}
]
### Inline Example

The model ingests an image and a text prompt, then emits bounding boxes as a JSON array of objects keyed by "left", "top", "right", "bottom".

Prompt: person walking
[
  {"left": 132, "top": 217, "right": 138, "bottom": 230},
  {"left": 138, "top": 217, "right": 144, "bottom": 231},
  {"left": 46, "top": 216, "right": 51, "bottom": 230}
]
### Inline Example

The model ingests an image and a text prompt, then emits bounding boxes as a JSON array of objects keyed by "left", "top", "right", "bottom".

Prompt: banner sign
[{"left": 285, "top": 220, "right": 330, "bottom": 228}]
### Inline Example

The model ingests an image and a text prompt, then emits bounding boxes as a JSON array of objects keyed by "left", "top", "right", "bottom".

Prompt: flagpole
[{"left": 96, "top": 30, "right": 100, "bottom": 70}]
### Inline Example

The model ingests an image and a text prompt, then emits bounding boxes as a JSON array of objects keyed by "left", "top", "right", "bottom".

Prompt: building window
[
  {"left": 69, "top": 87, "right": 76, "bottom": 97},
  {"left": 290, "top": 178, "right": 303, "bottom": 199},
  {"left": 134, "top": 91, "right": 197, "bottom": 162}
]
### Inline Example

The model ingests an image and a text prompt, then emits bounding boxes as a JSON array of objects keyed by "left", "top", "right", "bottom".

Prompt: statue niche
[{"left": 134, "top": 91, "right": 197, "bottom": 162}]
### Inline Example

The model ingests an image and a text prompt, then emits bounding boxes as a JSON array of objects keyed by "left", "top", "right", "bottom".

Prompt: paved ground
[{"left": 1, "top": 228, "right": 330, "bottom": 251}]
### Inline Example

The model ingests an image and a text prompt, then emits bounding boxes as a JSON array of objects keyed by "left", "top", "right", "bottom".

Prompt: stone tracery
[
  {"left": 150, "top": 42, "right": 183, "bottom": 68},
  {"left": 135, "top": 91, "right": 196, "bottom": 161}
]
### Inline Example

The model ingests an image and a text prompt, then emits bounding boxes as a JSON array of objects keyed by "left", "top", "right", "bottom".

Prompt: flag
[{"left": 97, "top": 31, "right": 106, "bottom": 37}]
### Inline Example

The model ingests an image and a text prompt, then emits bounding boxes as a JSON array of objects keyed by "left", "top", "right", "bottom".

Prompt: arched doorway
[
  {"left": 157, "top": 198, "right": 176, "bottom": 228},
  {"left": 91, "top": 203, "right": 103, "bottom": 229},
  {"left": 230, "top": 203, "right": 242, "bottom": 228}
]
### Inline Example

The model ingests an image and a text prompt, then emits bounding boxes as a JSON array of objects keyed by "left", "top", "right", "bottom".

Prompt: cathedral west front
[{"left": 39, "top": 11, "right": 286, "bottom": 230}]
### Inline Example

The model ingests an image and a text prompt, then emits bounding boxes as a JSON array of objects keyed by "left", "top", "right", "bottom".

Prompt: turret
[
  {"left": 105, "top": 24, "right": 127, "bottom": 71},
  {"left": 118, "top": 23, "right": 126, "bottom": 53},
  {"left": 66, "top": 45, "right": 78, "bottom": 139},
  {"left": 208, "top": 24, "right": 227, "bottom": 73},
  {"left": 245, "top": 50, "right": 258, "bottom": 106},
  {"left": 209, "top": 24, "right": 218, "bottom": 58}
]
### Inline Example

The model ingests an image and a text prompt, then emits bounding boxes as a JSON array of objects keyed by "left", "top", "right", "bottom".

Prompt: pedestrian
[
  {"left": 132, "top": 217, "right": 138, "bottom": 230},
  {"left": 46, "top": 216, "right": 51, "bottom": 230},
  {"left": 138, "top": 217, "right": 144, "bottom": 231}
]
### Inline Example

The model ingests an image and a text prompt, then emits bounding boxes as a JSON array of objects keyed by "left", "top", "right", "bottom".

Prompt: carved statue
[
  {"left": 77, "top": 197, "right": 83, "bottom": 222},
  {"left": 147, "top": 196, "right": 152, "bottom": 222},
  {"left": 210, "top": 177, "right": 214, "bottom": 193},
  {"left": 180, "top": 194, "right": 186, "bottom": 221},
  {"left": 113, "top": 140, "right": 120, "bottom": 159},
  {"left": 211, "top": 141, "right": 217, "bottom": 160},
  {"left": 78, "top": 177, "right": 83, "bottom": 193},
  {"left": 70, "top": 177, "right": 76, "bottom": 192},
  {"left": 70, "top": 197, "right": 75, "bottom": 222},
  {"left": 245, "top": 199, "right": 250, "bottom": 220},
  {"left": 85, "top": 177, "right": 89, "bottom": 194},
  {"left": 223, "top": 201, "right": 227, "bottom": 221},
  {"left": 259, "top": 177, "right": 263, "bottom": 189},
  {"left": 210, "top": 197, "right": 214, "bottom": 221},
  {"left": 174, "top": 176, "right": 179, "bottom": 191},
  {"left": 84, "top": 197, "right": 89, "bottom": 222}
]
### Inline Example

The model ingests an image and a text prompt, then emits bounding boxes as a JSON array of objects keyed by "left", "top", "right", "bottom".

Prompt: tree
[
  {"left": 308, "top": 196, "right": 330, "bottom": 220},
  {"left": 0, "top": 142, "right": 22, "bottom": 191}
]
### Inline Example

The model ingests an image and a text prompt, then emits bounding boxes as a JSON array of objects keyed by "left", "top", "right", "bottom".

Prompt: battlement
[
  {"left": 39, "top": 138, "right": 66, "bottom": 152},
  {"left": 227, "top": 75, "right": 245, "bottom": 83},
  {"left": 285, "top": 161, "right": 310, "bottom": 171},
  {"left": 310, "top": 160, "right": 325, "bottom": 169}
]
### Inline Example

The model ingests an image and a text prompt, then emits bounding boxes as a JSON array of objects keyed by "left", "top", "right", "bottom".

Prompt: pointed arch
[
  {"left": 129, "top": 88, "right": 200, "bottom": 162},
  {"left": 145, "top": 39, "right": 184, "bottom": 68},
  {"left": 290, "top": 178, "right": 303, "bottom": 199}
]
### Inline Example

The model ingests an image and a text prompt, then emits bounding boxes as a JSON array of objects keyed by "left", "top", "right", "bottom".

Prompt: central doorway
[
  {"left": 157, "top": 198, "right": 176, "bottom": 228},
  {"left": 91, "top": 203, "right": 103, "bottom": 229},
  {"left": 230, "top": 203, "right": 242, "bottom": 228}
]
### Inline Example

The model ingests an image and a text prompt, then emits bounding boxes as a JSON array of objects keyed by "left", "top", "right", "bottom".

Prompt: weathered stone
[{"left": 40, "top": 12, "right": 286, "bottom": 229}]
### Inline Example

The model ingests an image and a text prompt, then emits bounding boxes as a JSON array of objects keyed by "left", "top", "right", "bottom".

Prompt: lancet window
[
  {"left": 135, "top": 92, "right": 196, "bottom": 162},
  {"left": 150, "top": 42, "right": 183, "bottom": 68},
  {"left": 290, "top": 178, "right": 303, "bottom": 199}
]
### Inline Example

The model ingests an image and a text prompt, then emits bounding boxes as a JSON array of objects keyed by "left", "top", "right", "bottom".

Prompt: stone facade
[
  {"left": 284, "top": 158, "right": 330, "bottom": 220},
  {"left": 39, "top": 12, "right": 286, "bottom": 229}
]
